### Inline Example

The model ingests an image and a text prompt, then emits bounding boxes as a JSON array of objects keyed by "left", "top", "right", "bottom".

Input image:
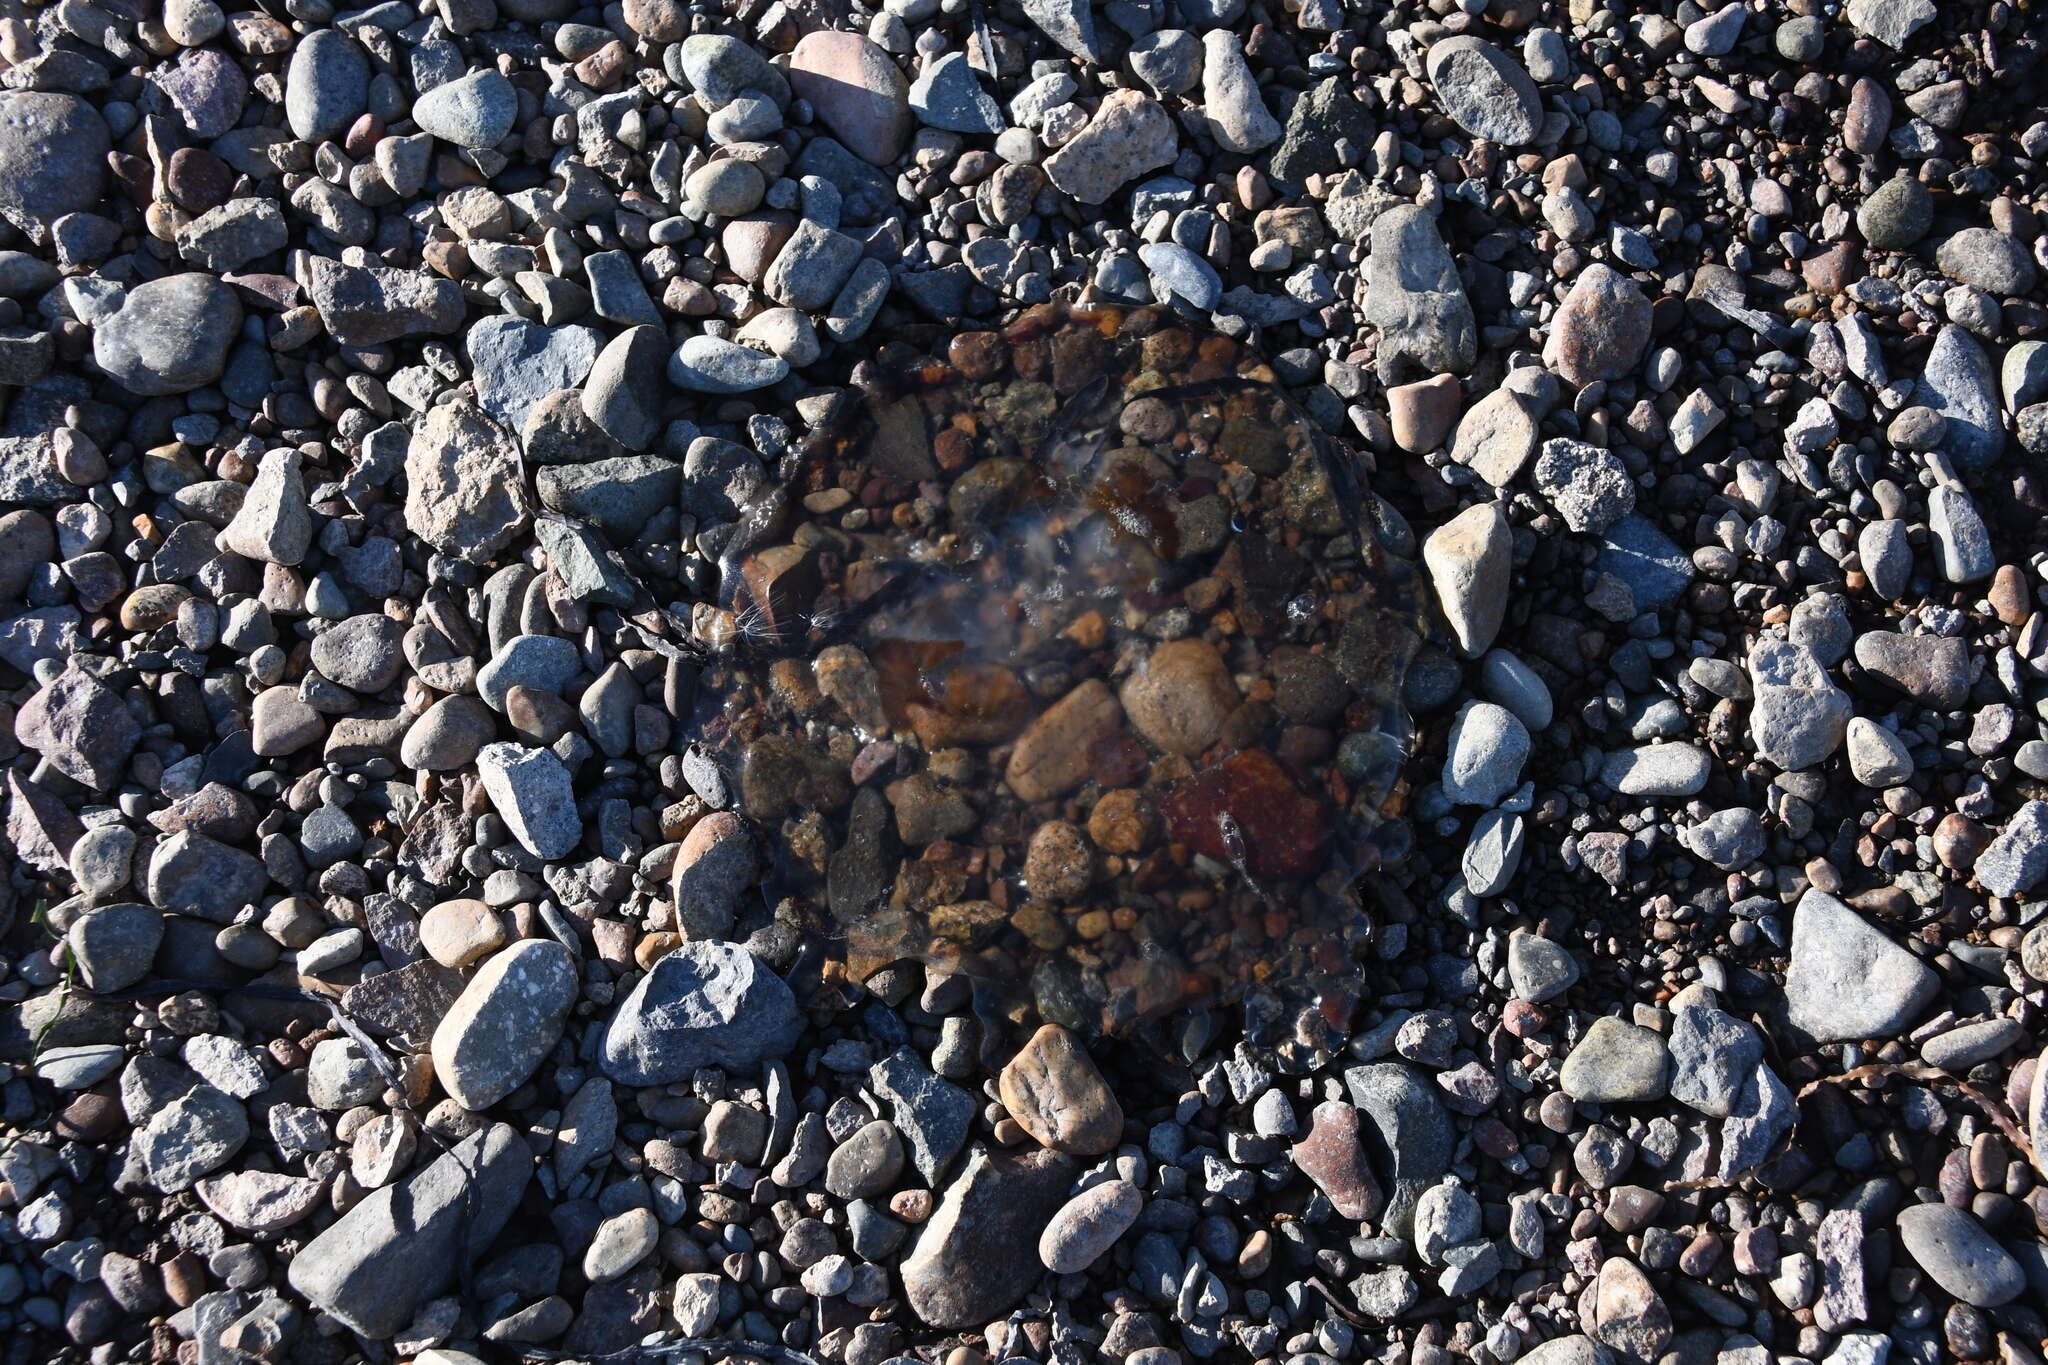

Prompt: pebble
[
  {"left": 1936, "top": 227, "right": 2036, "bottom": 296},
  {"left": 1858, "top": 175, "right": 1932, "bottom": 249},
  {"left": 1039, "top": 1179, "right": 1143, "bottom": 1273},
  {"left": 1507, "top": 933, "right": 1579, "bottom": 1003},
  {"left": 669, "top": 334, "right": 790, "bottom": 393},
  {"left": 1926, "top": 484, "right": 1993, "bottom": 583},
  {"left": 1975, "top": 801, "right": 2048, "bottom": 898},
  {"left": 1531, "top": 438, "right": 1634, "bottom": 533},
  {"left": 1200, "top": 31, "right": 1281, "bottom": 152},
  {"left": 1120, "top": 638, "right": 1238, "bottom": 758},
  {"left": 908, "top": 52, "right": 1002, "bottom": 135},
  {"left": 1422, "top": 501, "right": 1510, "bottom": 657},
  {"left": 67, "top": 903, "right": 162, "bottom": 994},
  {"left": 1843, "top": 717, "right": 1914, "bottom": 787},
  {"left": 584, "top": 1208, "right": 659, "bottom": 1282},
  {"left": 1559, "top": 1018, "right": 1670, "bottom": 1103},
  {"left": 900, "top": 1146, "right": 1074, "bottom": 1328},
  {"left": 405, "top": 398, "right": 530, "bottom": 563},
  {"left": 475, "top": 743, "right": 582, "bottom": 860},
  {"left": 1852, "top": 630, "right": 1969, "bottom": 710},
  {"left": 91, "top": 274, "right": 241, "bottom": 396},
  {"left": 137, "top": 1086, "right": 248, "bottom": 1193},
  {"left": 998, "top": 1024, "right": 1124, "bottom": 1156},
  {"left": 672, "top": 811, "right": 759, "bottom": 938},
  {"left": 1913, "top": 324, "right": 2003, "bottom": 469},
  {"left": 1367, "top": 205, "right": 1476, "bottom": 381},
  {"left": 788, "top": 32, "right": 910, "bottom": 166},
  {"left": 602, "top": 941, "right": 802, "bottom": 1085},
  {"left": 1289, "top": 1100, "right": 1383, "bottom": 1221},
  {"left": 0, "top": 93, "right": 109, "bottom": 231},
  {"left": 1920, "top": 1018, "right": 2024, "bottom": 1070},
  {"left": 1441, "top": 702, "right": 1530, "bottom": 807},
  {"left": 1667, "top": 1003, "right": 1762, "bottom": 1118},
  {"left": 824, "top": 1120, "right": 905, "bottom": 1200},
  {"left": 467, "top": 317, "right": 603, "bottom": 434},
  {"left": 419, "top": 899, "right": 508, "bottom": 969},
  {"left": 1041, "top": 91, "right": 1178, "bottom": 204},
  {"left": 284, "top": 31, "right": 368, "bottom": 143},
  {"left": 1747, "top": 638, "right": 1851, "bottom": 770},
  {"left": 1546, "top": 265, "right": 1652, "bottom": 385},
  {"left": 289, "top": 1125, "right": 529, "bottom": 1338}
]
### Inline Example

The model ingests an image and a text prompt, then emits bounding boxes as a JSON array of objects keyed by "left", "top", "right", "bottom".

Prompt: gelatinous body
[{"left": 693, "top": 301, "right": 1418, "bottom": 1036}]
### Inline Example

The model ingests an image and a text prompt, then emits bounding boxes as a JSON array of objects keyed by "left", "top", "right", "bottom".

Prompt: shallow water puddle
[{"left": 691, "top": 302, "right": 1420, "bottom": 1037}]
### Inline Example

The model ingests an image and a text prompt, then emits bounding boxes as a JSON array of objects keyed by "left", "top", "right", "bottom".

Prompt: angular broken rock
[
  {"left": 404, "top": 397, "right": 530, "bottom": 564},
  {"left": 601, "top": 941, "right": 802, "bottom": 1086},
  {"left": 304, "top": 256, "right": 464, "bottom": 346},
  {"left": 1041, "top": 90, "right": 1177, "bottom": 205},
  {"left": 475, "top": 742, "right": 582, "bottom": 861},
  {"left": 1422, "top": 501, "right": 1510, "bottom": 658},
  {"left": 1366, "top": 204, "right": 1476, "bottom": 383},
  {"left": 196, "top": 1169, "right": 327, "bottom": 1234},
  {"left": 216, "top": 446, "right": 312, "bottom": 566},
  {"left": 1290, "top": 1100, "right": 1384, "bottom": 1221},
  {"left": 287, "top": 1123, "right": 532, "bottom": 1339},
  {"left": 901, "top": 1144, "right": 1076, "bottom": 1327},
  {"left": 137, "top": 1085, "right": 248, "bottom": 1193},
  {"left": 144, "top": 830, "right": 268, "bottom": 921},
  {"left": 15, "top": 661, "right": 140, "bottom": 791}
]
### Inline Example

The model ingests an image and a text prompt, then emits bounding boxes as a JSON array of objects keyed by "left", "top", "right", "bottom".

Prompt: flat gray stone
[
  {"left": 429, "top": 939, "right": 579, "bottom": 1111},
  {"left": 1426, "top": 36, "right": 1543, "bottom": 145},
  {"left": 1784, "top": 888, "right": 1938, "bottom": 1043},
  {"left": 601, "top": 941, "right": 802, "bottom": 1086},
  {"left": 287, "top": 1123, "right": 531, "bottom": 1337}
]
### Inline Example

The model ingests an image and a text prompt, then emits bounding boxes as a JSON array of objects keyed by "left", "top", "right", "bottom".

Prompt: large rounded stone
[
  {"left": 0, "top": 93, "right": 109, "bottom": 231},
  {"left": 787, "top": 31, "right": 909, "bottom": 166},
  {"left": 92, "top": 275, "right": 243, "bottom": 396}
]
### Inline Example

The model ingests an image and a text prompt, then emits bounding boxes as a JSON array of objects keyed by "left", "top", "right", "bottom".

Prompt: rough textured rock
[
  {"left": 1784, "top": 889, "right": 1939, "bottom": 1043},
  {"left": 429, "top": 939, "right": 579, "bottom": 1111},
  {"left": 404, "top": 398, "right": 530, "bottom": 563},
  {"left": 287, "top": 1124, "right": 532, "bottom": 1338},
  {"left": 0, "top": 93, "right": 110, "bottom": 230},
  {"left": 91, "top": 275, "right": 242, "bottom": 396},
  {"left": 601, "top": 942, "right": 802, "bottom": 1086},
  {"left": 901, "top": 1145, "right": 1076, "bottom": 1327}
]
